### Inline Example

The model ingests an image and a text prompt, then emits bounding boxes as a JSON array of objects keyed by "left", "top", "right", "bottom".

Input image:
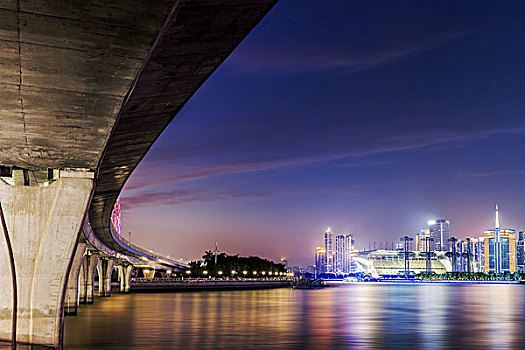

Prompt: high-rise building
[
  {"left": 484, "top": 205, "right": 516, "bottom": 273},
  {"left": 517, "top": 231, "right": 525, "bottom": 273},
  {"left": 415, "top": 229, "right": 430, "bottom": 252},
  {"left": 335, "top": 234, "right": 354, "bottom": 273},
  {"left": 457, "top": 239, "right": 476, "bottom": 273},
  {"left": 428, "top": 219, "right": 450, "bottom": 251},
  {"left": 325, "top": 227, "right": 334, "bottom": 273},
  {"left": 471, "top": 237, "right": 485, "bottom": 273},
  {"left": 315, "top": 247, "right": 326, "bottom": 273}
]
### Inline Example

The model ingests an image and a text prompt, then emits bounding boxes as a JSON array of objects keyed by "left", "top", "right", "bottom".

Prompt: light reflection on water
[{"left": 63, "top": 284, "right": 525, "bottom": 349}]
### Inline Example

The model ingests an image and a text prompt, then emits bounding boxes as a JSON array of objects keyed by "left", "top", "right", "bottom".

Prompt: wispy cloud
[
  {"left": 456, "top": 168, "right": 525, "bottom": 179},
  {"left": 122, "top": 188, "right": 269, "bottom": 210},
  {"left": 228, "top": 31, "right": 477, "bottom": 75},
  {"left": 226, "top": 9, "right": 485, "bottom": 76},
  {"left": 126, "top": 123, "right": 525, "bottom": 191}
]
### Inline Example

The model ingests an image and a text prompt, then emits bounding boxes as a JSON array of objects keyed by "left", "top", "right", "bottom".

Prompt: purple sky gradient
[{"left": 121, "top": 0, "right": 525, "bottom": 267}]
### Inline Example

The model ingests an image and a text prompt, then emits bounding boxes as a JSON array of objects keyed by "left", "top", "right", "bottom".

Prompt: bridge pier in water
[
  {"left": 0, "top": 170, "right": 94, "bottom": 348},
  {"left": 143, "top": 268, "right": 156, "bottom": 280},
  {"left": 79, "top": 252, "right": 100, "bottom": 304},
  {"left": 97, "top": 258, "right": 115, "bottom": 297},
  {"left": 64, "top": 242, "right": 88, "bottom": 316},
  {"left": 117, "top": 264, "right": 133, "bottom": 293}
]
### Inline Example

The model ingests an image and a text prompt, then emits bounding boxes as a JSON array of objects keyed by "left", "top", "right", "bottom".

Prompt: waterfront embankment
[{"left": 131, "top": 279, "right": 292, "bottom": 292}]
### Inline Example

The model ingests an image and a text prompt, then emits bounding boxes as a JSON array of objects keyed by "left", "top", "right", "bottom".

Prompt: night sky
[{"left": 122, "top": 0, "right": 525, "bottom": 267}]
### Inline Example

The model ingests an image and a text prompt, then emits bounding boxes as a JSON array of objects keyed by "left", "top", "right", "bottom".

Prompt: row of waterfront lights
[{"left": 186, "top": 270, "right": 288, "bottom": 276}]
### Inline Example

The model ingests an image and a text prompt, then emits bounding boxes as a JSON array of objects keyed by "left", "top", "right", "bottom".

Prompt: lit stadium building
[{"left": 354, "top": 250, "right": 451, "bottom": 277}]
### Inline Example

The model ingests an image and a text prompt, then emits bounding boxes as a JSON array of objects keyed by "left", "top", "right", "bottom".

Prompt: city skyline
[
  {"left": 311, "top": 204, "right": 524, "bottom": 276},
  {"left": 121, "top": 0, "right": 525, "bottom": 267},
  {"left": 314, "top": 204, "right": 516, "bottom": 251}
]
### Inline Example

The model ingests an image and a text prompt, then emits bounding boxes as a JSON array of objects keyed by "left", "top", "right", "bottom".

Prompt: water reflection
[{"left": 63, "top": 284, "right": 525, "bottom": 349}]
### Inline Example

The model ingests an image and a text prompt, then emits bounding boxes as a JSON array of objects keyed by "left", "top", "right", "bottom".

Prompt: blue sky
[{"left": 122, "top": 0, "right": 525, "bottom": 266}]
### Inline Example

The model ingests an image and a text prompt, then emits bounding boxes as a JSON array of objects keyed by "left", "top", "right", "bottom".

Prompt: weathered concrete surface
[
  {"left": 0, "top": 0, "right": 276, "bottom": 275},
  {"left": 78, "top": 252, "right": 99, "bottom": 304},
  {"left": 0, "top": 1, "right": 277, "bottom": 346},
  {"left": 97, "top": 258, "right": 115, "bottom": 297},
  {"left": 88, "top": 0, "right": 278, "bottom": 255},
  {"left": 0, "top": 0, "right": 175, "bottom": 170},
  {"left": 117, "top": 264, "right": 133, "bottom": 293},
  {"left": 64, "top": 242, "right": 87, "bottom": 316},
  {"left": 0, "top": 173, "right": 93, "bottom": 347}
]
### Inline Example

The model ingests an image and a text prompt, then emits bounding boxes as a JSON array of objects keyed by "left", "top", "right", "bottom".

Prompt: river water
[{"left": 63, "top": 283, "right": 525, "bottom": 349}]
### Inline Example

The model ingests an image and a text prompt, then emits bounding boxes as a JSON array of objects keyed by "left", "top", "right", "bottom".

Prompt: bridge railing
[{"left": 112, "top": 224, "right": 187, "bottom": 268}]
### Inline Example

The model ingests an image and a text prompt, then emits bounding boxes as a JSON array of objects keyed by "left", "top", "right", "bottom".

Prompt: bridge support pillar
[
  {"left": 143, "top": 268, "right": 156, "bottom": 280},
  {"left": 117, "top": 264, "right": 133, "bottom": 293},
  {"left": 64, "top": 242, "right": 87, "bottom": 316},
  {"left": 97, "top": 258, "right": 115, "bottom": 297},
  {"left": 79, "top": 252, "right": 99, "bottom": 304},
  {"left": 0, "top": 171, "right": 94, "bottom": 348}
]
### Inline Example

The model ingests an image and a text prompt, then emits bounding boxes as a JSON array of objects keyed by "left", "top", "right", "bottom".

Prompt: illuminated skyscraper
[
  {"left": 315, "top": 247, "right": 326, "bottom": 273},
  {"left": 325, "top": 227, "right": 334, "bottom": 273},
  {"left": 415, "top": 229, "right": 430, "bottom": 252},
  {"left": 517, "top": 231, "right": 525, "bottom": 273},
  {"left": 428, "top": 219, "right": 450, "bottom": 251},
  {"left": 484, "top": 205, "right": 516, "bottom": 273},
  {"left": 471, "top": 237, "right": 485, "bottom": 273},
  {"left": 335, "top": 234, "right": 354, "bottom": 273}
]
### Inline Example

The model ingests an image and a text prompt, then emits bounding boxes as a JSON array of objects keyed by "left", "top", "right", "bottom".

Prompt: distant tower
[
  {"left": 495, "top": 204, "right": 500, "bottom": 229},
  {"left": 428, "top": 219, "right": 450, "bottom": 251},
  {"left": 494, "top": 204, "right": 501, "bottom": 273},
  {"left": 517, "top": 232, "right": 525, "bottom": 272},
  {"left": 335, "top": 234, "right": 354, "bottom": 273},
  {"left": 324, "top": 227, "right": 334, "bottom": 273},
  {"left": 315, "top": 247, "right": 326, "bottom": 274},
  {"left": 484, "top": 204, "right": 516, "bottom": 273},
  {"left": 415, "top": 229, "right": 430, "bottom": 252},
  {"left": 214, "top": 241, "right": 218, "bottom": 266}
]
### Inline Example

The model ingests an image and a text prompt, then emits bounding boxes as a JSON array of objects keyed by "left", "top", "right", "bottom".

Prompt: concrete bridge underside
[{"left": 0, "top": 0, "right": 277, "bottom": 347}]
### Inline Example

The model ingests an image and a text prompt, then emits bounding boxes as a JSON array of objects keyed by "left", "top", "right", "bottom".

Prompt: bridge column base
[
  {"left": 143, "top": 268, "right": 156, "bottom": 280},
  {"left": 0, "top": 172, "right": 94, "bottom": 348},
  {"left": 118, "top": 264, "right": 133, "bottom": 293},
  {"left": 65, "top": 242, "right": 87, "bottom": 316},
  {"left": 97, "top": 258, "right": 115, "bottom": 297},
  {"left": 79, "top": 252, "right": 99, "bottom": 304}
]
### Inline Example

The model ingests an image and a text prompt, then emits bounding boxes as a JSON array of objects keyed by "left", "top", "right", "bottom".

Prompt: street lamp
[
  {"left": 218, "top": 271, "right": 223, "bottom": 276},
  {"left": 400, "top": 236, "right": 414, "bottom": 278},
  {"left": 243, "top": 270, "right": 248, "bottom": 276},
  {"left": 425, "top": 236, "right": 434, "bottom": 273},
  {"left": 465, "top": 238, "right": 472, "bottom": 274},
  {"left": 448, "top": 237, "right": 459, "bottom": 272}
]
